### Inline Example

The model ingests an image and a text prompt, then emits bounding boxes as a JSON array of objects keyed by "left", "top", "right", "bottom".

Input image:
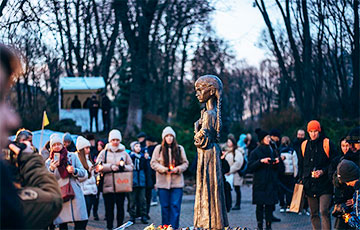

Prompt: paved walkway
[{"left": 81, "top": 185, "right": 315, "bottom": 230}]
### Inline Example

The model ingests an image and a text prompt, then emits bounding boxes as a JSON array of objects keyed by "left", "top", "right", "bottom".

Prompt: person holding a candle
[
  {"left": 150, "top": 126, "right": 189, "bottom": 229},
  {"left": 95, "top": 129, "right": 134, "bottom": 230}
]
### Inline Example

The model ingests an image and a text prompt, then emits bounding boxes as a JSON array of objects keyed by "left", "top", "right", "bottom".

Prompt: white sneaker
[
  {"left": 280, "top": 208, "right": 286, "bottom": 213},
  {"left": 150, "top": 201, "right": 158, "bottom": 206},
  {"left": 286, "top": 207, "right": 290, "bottom": 212},
  {"left": 298, "top": 211, "right": 303, "bottom": 215}
]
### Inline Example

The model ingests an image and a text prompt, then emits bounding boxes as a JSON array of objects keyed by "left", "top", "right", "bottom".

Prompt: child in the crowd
[
  {"left": 63, "top": 132, "right": 77, "bottom": 152},
  {"left": 128, "top": 141, "right": 148, "bottom": 224}
]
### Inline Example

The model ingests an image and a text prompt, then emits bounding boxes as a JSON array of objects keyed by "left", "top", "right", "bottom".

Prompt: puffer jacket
[
  {"left": 224, "top": 148, "right": 244, "bottom": 186},
  {"left": 279, "top": 146, "right": 298, "bottom": 177},
  {"left": 150, "top": 144, "right": 189, "bottom": 189},
  {"left": 130, "top": 152, "right": 147, "bottom": 187},
  {"left": 96, "top": 143, "right": 134, "bottom": 194},
  {"left": 77, "top": 153, "right": 97, "bottom": 195}
]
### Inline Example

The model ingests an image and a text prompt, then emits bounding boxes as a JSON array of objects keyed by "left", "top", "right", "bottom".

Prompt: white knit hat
[
  {"left": 50, "top": 134, "right": 63, "bottom": 147},
  {"left": 108, "top": 129, "right": 122, "bottom": 142},
  {"left": 130, "top": 141, "right": 140, "bottom": 151},
  {"left": 162, "top": 126, "right": 176, "bottom": 139},
  {"left": 76, "top": 136, "right": 91, "bottom": 151}
]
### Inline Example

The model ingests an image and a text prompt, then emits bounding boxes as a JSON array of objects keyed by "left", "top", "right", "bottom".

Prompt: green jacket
[{"left": 17, "top": 146, "right": 63, "bottom": 229}]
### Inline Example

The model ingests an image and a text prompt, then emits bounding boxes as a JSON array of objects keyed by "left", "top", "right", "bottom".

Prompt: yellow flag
[{"left": 43, "top": 111, "right": 50, "bottom": 127}]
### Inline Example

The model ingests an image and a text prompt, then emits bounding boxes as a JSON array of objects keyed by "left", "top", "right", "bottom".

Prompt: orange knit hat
[{"left": 307, "top": 120, "right": 321, "bottom": 132}]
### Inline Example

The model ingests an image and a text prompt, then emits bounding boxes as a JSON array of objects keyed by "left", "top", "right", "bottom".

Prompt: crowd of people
[
  {"left": 1, "top": 43, "right": 360, "bottom": 230},
  {"left": 221, "top": 122, "right": 360, "bottom": 230}
]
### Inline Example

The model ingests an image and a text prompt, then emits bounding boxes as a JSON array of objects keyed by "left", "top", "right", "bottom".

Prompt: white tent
[
  {"left": 9, "top": 129, "right": 78, "bottom": 150},
  {"left": 59, "top": 77, "right": 105, "bottom": 132}
]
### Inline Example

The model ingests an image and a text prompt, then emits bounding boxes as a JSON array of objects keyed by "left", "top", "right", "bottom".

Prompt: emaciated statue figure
[{"left": 193, "top": 75, "right": 229, "bottom": 229}]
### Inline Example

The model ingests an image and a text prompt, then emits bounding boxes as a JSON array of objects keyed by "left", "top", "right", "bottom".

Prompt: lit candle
[{"left": 119, "top": 158, "right": 125, "bottom": 167}]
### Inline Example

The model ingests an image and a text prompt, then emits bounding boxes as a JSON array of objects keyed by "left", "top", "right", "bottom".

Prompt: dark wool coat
[
  {"left": 299, "top": 136, "right": 338, "bottom": 197},
  {"left": 248, "top": 144, "right": 280, "bottom": 205}
]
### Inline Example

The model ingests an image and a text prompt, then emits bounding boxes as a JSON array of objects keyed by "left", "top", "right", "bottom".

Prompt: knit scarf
[
  {"left": 132, "top": 152, "right": 142, "bottom": 171},
  {"left": 50, "top": 147, "right": 70, "bottom": 179}
]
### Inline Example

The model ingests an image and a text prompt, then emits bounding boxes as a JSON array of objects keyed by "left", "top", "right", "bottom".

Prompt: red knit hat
[{"left": 307, "top": 120, "right": 321, "bottom": 132}]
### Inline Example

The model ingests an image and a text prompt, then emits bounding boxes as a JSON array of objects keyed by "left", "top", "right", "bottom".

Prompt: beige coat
[
  {"left": 225, "top": 148, "right": 244, "bottom": 186},
  {"left": 97, "top": 144, "right": 134, "bottom": 194},
  {"left": 150, "top": 145, "right": 189, "bottom": 189}
]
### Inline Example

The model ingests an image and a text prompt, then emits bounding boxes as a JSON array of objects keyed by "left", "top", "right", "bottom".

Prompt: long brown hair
[
  {"left": 78, "top": 149, "right": 91, "bottom": 179},
  {"left": 161, "top": 137, "right": 182, "bottom": 167},
  {"left": 227, "top": 136, "right": 238, "bottom": 155}
]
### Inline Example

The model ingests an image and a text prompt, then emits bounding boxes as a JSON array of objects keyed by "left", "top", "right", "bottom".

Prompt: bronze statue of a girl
[{"left": 193, "top": 75, "right": 229, "bottom": 229}]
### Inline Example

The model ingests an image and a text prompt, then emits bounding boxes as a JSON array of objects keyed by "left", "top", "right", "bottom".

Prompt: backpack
[
  {"left": 237, "top": 153, "right": 248, "bottom": 177},
  {"left": 301, "top": 138, "right": 330, "bottom": 158}
]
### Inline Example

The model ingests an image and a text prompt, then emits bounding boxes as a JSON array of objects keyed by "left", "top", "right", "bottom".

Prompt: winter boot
[
  {"left": 256, "top": 221, "right": 263, "bottom": 230},
  {"left": 265, "top": 221, "right": 272, "bottom": 230}
]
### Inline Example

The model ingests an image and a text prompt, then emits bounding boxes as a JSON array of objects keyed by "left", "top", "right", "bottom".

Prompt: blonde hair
[{"left": 195, "top": 75, "right": 223, "bottom": 141}]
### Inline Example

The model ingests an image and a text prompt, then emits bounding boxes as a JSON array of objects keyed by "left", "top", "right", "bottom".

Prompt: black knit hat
[
  {"left": 137, "top": 132, "right": 147, "bottom": 138},
  {"left": 337, "top": 159, "right": 360, "bottom": 183},
  {"left": 269, "top": 129, "right": 281, "bottom": 138},
  {"left": 255, "top": 128, "right": 269, "bottom": 142},
  {"left": 346, "top": 127, "right": 360, "bottom": 144}
]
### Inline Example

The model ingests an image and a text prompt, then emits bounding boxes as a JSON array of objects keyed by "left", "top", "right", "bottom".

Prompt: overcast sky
[{"left": 211, "top": 0, "right": 281, "bottom": 67}]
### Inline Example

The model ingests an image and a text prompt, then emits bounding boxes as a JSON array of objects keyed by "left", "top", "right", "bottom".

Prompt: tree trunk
[{"left": 351, "top": 0, "right": 360, "bottom": 118}]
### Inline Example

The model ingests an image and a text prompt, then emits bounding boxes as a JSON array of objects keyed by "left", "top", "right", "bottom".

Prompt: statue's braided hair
[{"left": 195, "top": 75, "right": 223, "bottom": 142}]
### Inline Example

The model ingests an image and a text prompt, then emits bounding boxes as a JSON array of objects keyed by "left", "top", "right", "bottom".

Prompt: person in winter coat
[
  {"left": 278, "top": 136, "right": 298, "bottom": 213},
  {"left": 76, "top": 136, "right": 98, "bottom": 219},
  {"left": 248, "top": 128, "right": 282, "bottom": 230},
  {"left": 93, "top": 139, "right": 105, "bottom": 221},
  {"left": 128, "top": 141, "right": 148, "bottom": 224},
  {"left": 238, "top": 133, "right": 248, "bottom": 156},
  {"left": 221, "top": 147, "right": 233, "bottom": 213},
  {"left": 89, "top": 95, "right": 100, "bottom": 133},
  {"left": 150, "top": 126, "right": 189, "bottom": 229},
  {"left": 332, "top": 128, "right": 360, "bottom": 230},
  {"left": 224, "top": 135, "right": 244, "bottom": 210},
  {"left": 0, "top": 44, "right": 62, "bottom": 229},
  {"left": 336, "top": 160, "right": 360, "bottom": 230},
  {"left": 46, "top": 134, "right": 89, "bottom": 230},
  {"left": 101, "top": 93, "right": 111, "bottom": 132},
  {"left": 145, "top": 136, "right": 158, "bottom": 214},
  {"left": 63, "top": 132, "right": 77, "bottom": 152},
  {"left": 299, "top": 120, "right": 338, "bottom": 230},
  {"left": 41, "top": 140, "right": 51, "bottom": 161},
  {"left": 95, "top": 129, "right": 134, "bottom": 229}
]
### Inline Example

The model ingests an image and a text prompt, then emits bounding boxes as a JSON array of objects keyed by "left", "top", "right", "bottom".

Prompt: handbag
[
  {"left": 60, "top": 179, "right": 75, "bottom": 202},
  {"left": 289, "top": 183, "right": 305, "bottom": 213},
  {"left": 113, "top": 171, "right": 133, "bottom": 193}
]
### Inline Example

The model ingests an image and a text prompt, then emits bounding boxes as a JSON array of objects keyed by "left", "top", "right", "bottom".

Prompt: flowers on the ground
[
  {"left": 144, "top": 224, "right": 174, "bottom": 230},
  {"left": 144, "top": 224, "right": 248, "bottom": 230}
]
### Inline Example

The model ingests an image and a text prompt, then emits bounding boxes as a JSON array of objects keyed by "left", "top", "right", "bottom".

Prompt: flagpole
[{"left": 39, "top": 111, "right": 45, "bottom": 151}]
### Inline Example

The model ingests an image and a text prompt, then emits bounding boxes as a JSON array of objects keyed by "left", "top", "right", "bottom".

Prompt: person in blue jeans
[{"left": 150, "top": 126, "right": 189, "bottom": 229}]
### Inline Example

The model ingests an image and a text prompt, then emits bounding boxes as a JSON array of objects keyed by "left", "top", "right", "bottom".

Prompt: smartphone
[{"left": 54, "top": 152, "right": 60, "bottom": 162}]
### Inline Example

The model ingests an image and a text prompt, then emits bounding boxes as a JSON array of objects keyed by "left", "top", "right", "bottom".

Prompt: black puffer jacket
[
  {"left": 333, "top": 149, "right": 360, "bottom": 204},
  {"left": 299, "top": 136, "right": 338, "bottom": 197},
  {"left": 248, "top": 144, "right": 280, "bottom": 205}
]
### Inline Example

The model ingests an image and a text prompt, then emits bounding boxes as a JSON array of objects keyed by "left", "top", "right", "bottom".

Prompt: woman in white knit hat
[
  {"left": 45, "top": 133, "right": 89, "bottom": 229},
  {"left": 75, "top": 136, "right": 98, "bottom": 220},
  {"left": 150, "top": 126, "right": 189, "bottom": 229},
  {"left": 95, "top": 129, "right": 134, "bottom": 229}
]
